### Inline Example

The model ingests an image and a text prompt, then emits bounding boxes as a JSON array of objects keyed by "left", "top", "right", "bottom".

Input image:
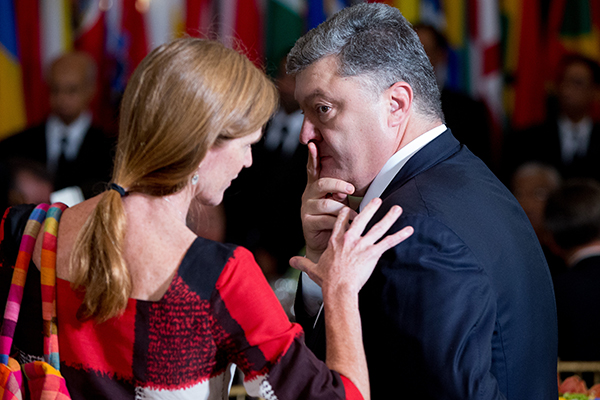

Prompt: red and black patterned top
[{"left": 0, "top": 205, "right": 361, "bottom": 400}]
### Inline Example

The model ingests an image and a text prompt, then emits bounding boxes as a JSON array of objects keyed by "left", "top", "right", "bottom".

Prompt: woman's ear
[{"left": 387, "top": 81, "right": 413, "bottom": 127}]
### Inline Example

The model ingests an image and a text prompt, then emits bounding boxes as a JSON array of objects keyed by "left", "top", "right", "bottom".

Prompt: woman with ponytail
[{"left": 0, "top": 38, "right": 412, "bottom": 399}]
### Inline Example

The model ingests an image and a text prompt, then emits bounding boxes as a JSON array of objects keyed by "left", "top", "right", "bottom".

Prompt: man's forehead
[{"left": 294, "top": 57, "right": 342, "bottom": 101}]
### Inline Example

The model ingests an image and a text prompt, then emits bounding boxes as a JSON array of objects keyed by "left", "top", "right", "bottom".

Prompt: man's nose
[{"left": 299, "top": 118, "right": 320, "bottom": 145}]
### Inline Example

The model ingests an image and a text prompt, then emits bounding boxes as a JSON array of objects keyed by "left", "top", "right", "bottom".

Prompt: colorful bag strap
[
  {"left": 0, "top": 204, "right": 50, "bottom": 366},
  {"left": 40, "top": 202, "right": 67, "bottom": 369},
  {"left": 0, "top": 202, "right": 67, "bottom": 369}
]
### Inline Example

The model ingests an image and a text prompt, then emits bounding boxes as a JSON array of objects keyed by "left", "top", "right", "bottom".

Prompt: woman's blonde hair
[{"left": 70, "top": 38, "right": 278, "bottom": 322}]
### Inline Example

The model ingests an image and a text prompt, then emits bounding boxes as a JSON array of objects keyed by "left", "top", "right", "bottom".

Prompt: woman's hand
[
  {"left": 291, "top": 197, "right": 413, "bottom": 400},
  {"left": 291, "top": 197, "right": 413, "bottom": 294}
]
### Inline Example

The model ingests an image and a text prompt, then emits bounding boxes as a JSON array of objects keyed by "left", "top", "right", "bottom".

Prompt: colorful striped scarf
[{"left": 0, "top": 202, "right": 70, "bottom": 400}]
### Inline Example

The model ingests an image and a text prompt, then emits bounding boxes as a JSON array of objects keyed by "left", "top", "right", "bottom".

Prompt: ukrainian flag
[{"left": 0, "top": 0, "right": 26, "bottom": 139}]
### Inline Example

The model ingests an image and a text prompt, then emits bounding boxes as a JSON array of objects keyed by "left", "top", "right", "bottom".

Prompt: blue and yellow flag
[{"left": 0, "top": 0, "right": 26, "bottom": 139}]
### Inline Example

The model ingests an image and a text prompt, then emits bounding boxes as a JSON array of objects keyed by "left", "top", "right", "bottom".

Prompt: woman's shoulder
[{"left": 176, "top": 238, "right": 258, "bottom": 297}]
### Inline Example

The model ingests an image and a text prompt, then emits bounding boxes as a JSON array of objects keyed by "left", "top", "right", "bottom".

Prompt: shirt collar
[
  {"left": 48, "top": 112, "right": 92, "bottom": 135},
  {"left": 359, "top": 124, "right": 447, "bottom": 211},
  {"left": 46, "top": 111, "right": 92, "bottom": 162},
  {"left": 558, "top": 115, "right": 593, "bottom": 134}
]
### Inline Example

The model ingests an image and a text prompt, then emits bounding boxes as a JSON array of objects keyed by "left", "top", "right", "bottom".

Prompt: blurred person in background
[
  {"left": 510, "top": 162, "right": 565, "bottom": 276},
  {"left": 545, "top": 179, "right": 600, "bottom": 385},
  {"left": 0, "top": 52, "right": 114, "bottom": 203},
  {"left": 502, "top": 54, "right": 600, "bottom": 183},
  {"left": 4, "top": 159, "right": 53, "bottom": 206}
]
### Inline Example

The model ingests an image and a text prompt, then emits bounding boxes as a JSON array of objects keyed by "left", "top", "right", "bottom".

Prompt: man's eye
[{"left": 317, "top": 105, "right": 331, "bottom": 114}]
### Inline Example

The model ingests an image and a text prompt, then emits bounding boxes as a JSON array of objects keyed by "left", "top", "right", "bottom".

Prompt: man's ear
[{"left": 387, "top": 81, "right": 413, "bottom": 128}]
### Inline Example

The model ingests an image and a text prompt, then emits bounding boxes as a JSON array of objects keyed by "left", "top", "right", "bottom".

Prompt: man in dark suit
[
  {"left": 545, "top": 179, "right": 600, "bottom": 362},
  {"left": 0, "top": 52, "right": 114, "bottom": 201},
  {"left": 502, "top": 54, "right": 600, "bottom": 183},
  {"left": 288, "top": 4, "right": 558, "bottom": 398}
]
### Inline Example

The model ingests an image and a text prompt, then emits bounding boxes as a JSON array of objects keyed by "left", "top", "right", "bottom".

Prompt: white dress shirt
[
  {"left": 558, "top": 116, "right": 593, "bottom": 164},
  {"left": 46, "top": 112, "right": 92, "bottom": 172},
  {"left": 301, "top": 124, "right": 448, "bottom": 318},
  {"left": 264, "top": 109, "right": 304, "bottom": 157}
]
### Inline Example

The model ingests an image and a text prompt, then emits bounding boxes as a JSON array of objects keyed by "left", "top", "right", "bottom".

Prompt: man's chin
[{"left": 320, "top": 168, "right": 352, "bottom": 184}]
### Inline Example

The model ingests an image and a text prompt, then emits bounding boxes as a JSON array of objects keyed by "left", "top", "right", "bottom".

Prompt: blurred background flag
[
  {"left": 502, "top": 0, "right": 547, "bottom": 130},
  {"left": 0, "top": 0, "right": 26, "bottom": 139},
  {"left": 121, "top": 0, "right": 149, "bottom": 79},
  {"left": 443, "top": 0, "right": 467, "bottom": 91},
  {"left": 186, "top": 0, "right": 214, "bottom": 37},
  {"left": 146, "top": 0, "right": 185, "bottom": 49},
  {"left": 266, "top": 0, "right": 305, "bottom": 74},
  {"left": 308, "top": 0, "right": 350, "bottom": 30},
  {"left": 307, "top": 0, "right": 326, "bottom": 29},
  {"left": 40, "top": 0, "right": 73, "bottom": 68},
  {"left": 15, "top": 0, "right": 46, "bottom": 127},
  {"left": 219, "top": 0, "right": 264, "bottom": 66},
  {"left": 74, "top": 0, "right": 107, "bottom": 127},
  {"left": 469, "top": 0, "right": 502, "bottom": 124},
  {"left": 548, "top": 0, "right": 600, "bottom": 79},
  {"left": 420, "top": 0, "right": 444, "bottom": 28},
  {"left": 0, "top": 0, "right": 598, "bottom": 138}
]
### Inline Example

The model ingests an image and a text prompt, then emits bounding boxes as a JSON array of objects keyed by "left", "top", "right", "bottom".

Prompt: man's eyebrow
[{"left": 300, "top": 89, "right": 333, "bottom": 105}]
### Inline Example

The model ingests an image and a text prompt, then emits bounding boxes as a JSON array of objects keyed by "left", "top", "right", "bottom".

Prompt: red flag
[
  {"left": 74, "top": 2, "right": 108, "bottom": 128},
  {"left": 186, "top": 0, "right": 214, "bottom": 37},
  {"left": 234, "top": 0, "right": 263, "bottom": 67},
  {"left": 15, "top": 0, "right": 48, "bottom": 126},
  {"left": 122, "top": 0, "right": 148, "bottom": 78},
  {"left": 511, "top": 0, "right": 546, "bottom": 129}
]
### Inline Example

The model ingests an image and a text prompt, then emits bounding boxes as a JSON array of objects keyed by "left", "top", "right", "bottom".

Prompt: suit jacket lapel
[{"left": 380, "top": 129, "right": 461, "bottom": 200}]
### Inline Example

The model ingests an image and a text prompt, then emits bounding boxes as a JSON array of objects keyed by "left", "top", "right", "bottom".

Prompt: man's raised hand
[{"left": 301, "top": 141, "right": 356, "bottom": 262}]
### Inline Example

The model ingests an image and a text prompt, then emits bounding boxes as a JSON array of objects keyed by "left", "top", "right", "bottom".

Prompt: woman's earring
[{"left": 191, "top": 174, "right": 199, "bottom": 185}]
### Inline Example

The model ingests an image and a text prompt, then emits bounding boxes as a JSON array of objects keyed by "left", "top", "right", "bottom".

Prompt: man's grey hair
[{"left": 287, "top": 3, "right": 443, "bottom": 121}]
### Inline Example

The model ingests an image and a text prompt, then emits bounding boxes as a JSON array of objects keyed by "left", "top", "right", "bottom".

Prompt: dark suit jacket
[
  {"left": 554, "top": 255, "right": 600, "bottom": 361},
  {"left": 501, "top": 119, "right": 600, "bottom": 183},
  {"left": 296, "top": 130, "right": 558, "bottom": 399},
  {"left": 0, "top": 121, "right": 115, "bottom": 199}
]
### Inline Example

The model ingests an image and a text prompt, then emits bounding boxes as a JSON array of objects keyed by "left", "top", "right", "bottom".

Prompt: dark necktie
[
  {"left": 275, "top": 125, "right": 289, "bottom": 157},
  {"left": 56, "top": 132, "right": 69, "bottom": 178}
]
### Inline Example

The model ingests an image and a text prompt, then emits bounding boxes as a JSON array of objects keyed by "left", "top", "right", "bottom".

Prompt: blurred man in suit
[
  {"left": 545, "top": 179, "right": 600, "bottom": 363},
  {"left": 502, "top": 54, "right": 600, "bottom": 183},
  {"left": 510, "top": 162, "right": 565, "bottom": 277},
  {"left": 0, "top": 52, "right": 114, "bottom": 202},
  {"left": 289, "top": 3, "right": 558, "bottom": 398}
]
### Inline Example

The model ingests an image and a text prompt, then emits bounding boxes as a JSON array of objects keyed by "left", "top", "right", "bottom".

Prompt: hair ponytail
[{"left": 70, "top": 187, "right": 130, "bottom": 322}]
